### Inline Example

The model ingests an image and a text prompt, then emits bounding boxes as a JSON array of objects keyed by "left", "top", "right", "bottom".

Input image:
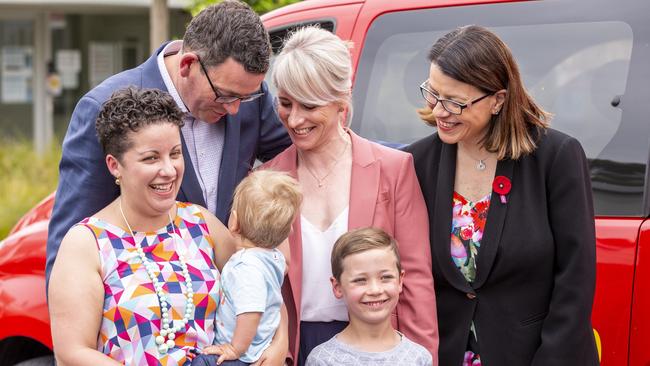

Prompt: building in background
[{"left": 0, "top": 0, "right": 191, "bottom": 152}]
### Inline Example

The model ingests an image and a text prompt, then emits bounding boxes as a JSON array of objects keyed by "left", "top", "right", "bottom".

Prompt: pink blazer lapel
[
  {"left": 261, "top": 146, "right": 304, "bottom": 330},
  {"left": 264, "top": 134, "right": 382, "bottom": 356},
  {"left": 287, "top": 206, "right": 303, "bottom": 336},
  {"left": 264, "top": 144, "right": 299, "bottom": 178},
  {"left": 348, "top": 131, "right": 381, "bottom": 229}
]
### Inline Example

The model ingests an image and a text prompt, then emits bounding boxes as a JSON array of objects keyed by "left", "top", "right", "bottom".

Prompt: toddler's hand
[{"left": 202, "top": 343, "right": 240, "bottom": 365}]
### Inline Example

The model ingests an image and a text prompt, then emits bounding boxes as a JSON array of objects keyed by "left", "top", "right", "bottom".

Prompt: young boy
[
  {"left": 193, "top": 170, "right": 302, "bottom": 366},
  {"left": 306, "top": 227, "right": 433, "bottom": 366}
]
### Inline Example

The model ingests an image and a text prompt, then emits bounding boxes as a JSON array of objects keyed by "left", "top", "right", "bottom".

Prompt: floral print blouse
[{"left": 451, "top": 191, "right": 491, "bottom": 366}]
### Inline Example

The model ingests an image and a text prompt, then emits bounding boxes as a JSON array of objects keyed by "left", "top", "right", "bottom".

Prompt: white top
[{"left": 300, "top": 207, "right": 350, "bottom": 322}]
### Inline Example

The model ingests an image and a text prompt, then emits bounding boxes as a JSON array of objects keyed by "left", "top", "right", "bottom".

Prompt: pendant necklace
[
  {"left": 475, "top": 159, "right": 487, "bottom": 171},
  {"left": 461, "top": 147, "right": 489, "bottom": 171},
  {"left": 300, "top": 140, "right": 349, "bottom": 188},
  {"left": 118, "top": 199, "right": 194, "bottom": 355}
]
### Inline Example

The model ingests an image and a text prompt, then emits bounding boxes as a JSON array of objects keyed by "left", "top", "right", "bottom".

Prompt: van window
[
  {"left": 266, "top": 20, "right": 336, "bottom": 96},
  {"left": 352, "top": 0, "right": 649, "bottom": 216},
  {"left": 269, "top": 20, "right": 335, "bottom": 54}
]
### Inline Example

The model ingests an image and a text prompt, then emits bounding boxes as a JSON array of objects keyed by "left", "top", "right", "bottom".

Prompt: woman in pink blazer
[{"left": 262, "top": 26, "right": 438, "bottom": 365}]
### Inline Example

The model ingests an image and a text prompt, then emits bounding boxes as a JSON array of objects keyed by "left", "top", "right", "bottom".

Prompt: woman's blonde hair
[
  {"left": 272, "top": 26, "right": 353, "bottom": 117},
  {"left": 231, "top": 170, "right": 302, "bottom": 249},
  {"left": 421, "top": 25, "right": 550, "bottom": 160}
]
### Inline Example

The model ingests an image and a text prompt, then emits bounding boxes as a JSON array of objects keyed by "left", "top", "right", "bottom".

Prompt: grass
[{"left": 0, "top": 140, "right": 61, "bottom": 240}]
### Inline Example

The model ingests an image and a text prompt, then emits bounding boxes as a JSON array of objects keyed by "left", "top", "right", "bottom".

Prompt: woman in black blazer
[{"left": 404, "top": 26, "right": 599, "bottom": 365}]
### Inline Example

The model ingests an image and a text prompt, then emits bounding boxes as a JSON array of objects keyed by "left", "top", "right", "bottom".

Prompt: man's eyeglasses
[
  {"left": 419, "top": 80, "right": 492, "bottom": 115},
  {"left": 197, "top": 57, "right": 264, "bottom": 104}
]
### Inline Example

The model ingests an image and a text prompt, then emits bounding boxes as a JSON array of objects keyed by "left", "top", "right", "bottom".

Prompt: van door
[{"left": 349, "top": 0, "right": 650, "bottom": 364}]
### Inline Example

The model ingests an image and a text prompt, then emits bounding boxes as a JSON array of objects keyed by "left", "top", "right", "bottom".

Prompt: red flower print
[
  {"left": 460, "top": 227, "right": 473, "bottom": 241},
  {"left": 492, "top": 176, "right": 512, "bottom": 203},
  {"left": 474, "top": 200, "right": 490, "bottom": 213},
  {"left": 472, "top": 200, "right": 490, "bottom": 231}
]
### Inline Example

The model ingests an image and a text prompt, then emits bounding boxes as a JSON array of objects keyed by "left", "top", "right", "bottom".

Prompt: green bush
[{"left": 0, "top": 140, "right": 61, "bottom": 240}]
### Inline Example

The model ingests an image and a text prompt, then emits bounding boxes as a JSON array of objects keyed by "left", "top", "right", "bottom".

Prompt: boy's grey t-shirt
[{"left": 306, "top": 333, "right": 433, "bottom": 366}]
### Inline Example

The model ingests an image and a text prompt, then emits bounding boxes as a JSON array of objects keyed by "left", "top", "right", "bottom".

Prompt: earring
[
  {"left": 115, "top": 177, "right": 121, "bottom": 186},
  {"left": 493, "top": 109, "right": 501, "bottom": 115}
]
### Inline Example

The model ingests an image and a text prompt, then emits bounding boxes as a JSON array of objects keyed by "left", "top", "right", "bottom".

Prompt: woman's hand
[
  {"left": 252, "top": 305, "right": 289, "bottom": 366},
  {"left": 251, "top": 341, "right": 288, "bottom": 366}
]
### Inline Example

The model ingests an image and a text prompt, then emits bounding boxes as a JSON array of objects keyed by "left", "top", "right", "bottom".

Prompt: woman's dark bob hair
[{"left": 419, "top": 25, "right": 549, "bottom": 160}]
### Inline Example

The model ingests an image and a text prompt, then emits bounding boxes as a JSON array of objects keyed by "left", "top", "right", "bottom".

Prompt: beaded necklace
[{"left": 118, "top": 199, "right": 194, "bottom": 355}]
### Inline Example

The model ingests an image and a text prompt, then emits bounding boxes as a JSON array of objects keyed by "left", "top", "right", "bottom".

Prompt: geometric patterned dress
[{"left": 78, "top": 202, "right": 220, "bottom": 366}]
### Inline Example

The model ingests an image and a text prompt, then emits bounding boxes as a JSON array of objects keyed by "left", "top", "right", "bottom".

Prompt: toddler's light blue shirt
[{"left": 215, "top": 247, "right": 285, "bottom": 363}]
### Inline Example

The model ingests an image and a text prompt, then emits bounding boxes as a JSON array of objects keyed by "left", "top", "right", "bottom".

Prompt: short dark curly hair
[
  {"left": 95, "top": 87, "right": 184, "bottom": 160},
  {"left": 183, "top": 0, "right": 271, "bottom": 74}
]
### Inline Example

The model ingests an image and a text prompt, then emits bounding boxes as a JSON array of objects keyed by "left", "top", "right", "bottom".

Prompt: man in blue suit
[{"left": 45, "top": 0, "right": 291, "bottom": 284}]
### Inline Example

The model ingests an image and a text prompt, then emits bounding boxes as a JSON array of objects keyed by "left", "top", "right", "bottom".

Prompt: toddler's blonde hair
[{"left": 231, "top": 170, "right": 302, "bottom": 248}]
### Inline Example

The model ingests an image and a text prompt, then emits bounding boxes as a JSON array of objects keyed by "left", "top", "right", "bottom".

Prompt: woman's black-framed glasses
[
  {"left": 197, "top": 57, "right": 264, "bottom": 104},
  {"left": 419, "top": 80, "right": 491, "bottom": 115}
]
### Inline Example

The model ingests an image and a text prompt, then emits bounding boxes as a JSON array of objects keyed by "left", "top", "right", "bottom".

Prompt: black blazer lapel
[
  {"left": 472, "top": 158, "right": 514, "bottom": 289},
  {"left": 433, "top": 143, "right": 474, "bottom": 293}
]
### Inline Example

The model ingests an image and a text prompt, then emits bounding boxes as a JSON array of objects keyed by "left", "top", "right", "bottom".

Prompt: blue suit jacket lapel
[
  {"left": 141, "top": 43, "right": 168, "bottom": 90},
  {"left": 179, "top": 129, "right": 207, "bottom": 209},
  {"left": 215, "top": 113, "right": 241, "bottom": 223},
  {"left": 145, "top": 43, "right": 207, "bottom": 210}
]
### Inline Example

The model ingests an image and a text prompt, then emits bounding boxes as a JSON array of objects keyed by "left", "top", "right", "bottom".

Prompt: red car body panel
[
  {"left": 0, "top": 0, "right": 646, "bottom": 365},
  {"left": 591, "top": 218, "right": 642, "bottom": 365},
  {"left": 629, "top": 219, "right": 650, "bottom": 365},
  {"left": 0, "top": 217, "right": 51, "bottom": 348}
]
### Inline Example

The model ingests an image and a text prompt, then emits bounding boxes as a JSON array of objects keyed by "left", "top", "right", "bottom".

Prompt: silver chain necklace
[{"left": 299, "top": 140, "right": 349, "bottom": 188}]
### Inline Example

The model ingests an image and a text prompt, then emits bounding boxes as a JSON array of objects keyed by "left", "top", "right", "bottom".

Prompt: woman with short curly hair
[{"left": 49, "top": 87, "right": 239, "bottom": 366}]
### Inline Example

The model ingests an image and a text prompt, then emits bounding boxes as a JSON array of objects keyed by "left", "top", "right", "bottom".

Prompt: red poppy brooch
[{"left": 493, "top": 176, "right": 512, "bottom": 204}]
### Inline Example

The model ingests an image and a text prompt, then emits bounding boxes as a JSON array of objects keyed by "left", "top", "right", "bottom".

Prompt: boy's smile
[{"left": 332, "top": 247, "right": 404, "bottom": 325}]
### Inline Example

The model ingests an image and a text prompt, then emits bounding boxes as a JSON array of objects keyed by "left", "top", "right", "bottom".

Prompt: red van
[{"left": 1, "top": 0, "right": 649, "bottom": 364}]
